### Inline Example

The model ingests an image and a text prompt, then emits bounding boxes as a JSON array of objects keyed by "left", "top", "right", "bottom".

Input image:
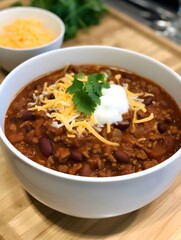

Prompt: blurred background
[{"left": 104, "top": 0, "right": 181, "bottom": 45}]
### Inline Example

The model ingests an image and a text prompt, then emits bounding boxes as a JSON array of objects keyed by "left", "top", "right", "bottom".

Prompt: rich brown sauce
[{"left": 5, "top": 65, "right": 181, "bottom": 177}]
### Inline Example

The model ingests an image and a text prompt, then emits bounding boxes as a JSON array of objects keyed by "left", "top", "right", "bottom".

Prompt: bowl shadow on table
[{"left": 25, "top": 191, "right": 152, "bottom": 237}]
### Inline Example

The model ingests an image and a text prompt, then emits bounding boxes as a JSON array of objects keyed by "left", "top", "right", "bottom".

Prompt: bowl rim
[
  {"left": 0, "top": 6, "right": 65, "bottom": 51},
  {"left": 0, "top": 45, "right": 181, "bottom": 183}
]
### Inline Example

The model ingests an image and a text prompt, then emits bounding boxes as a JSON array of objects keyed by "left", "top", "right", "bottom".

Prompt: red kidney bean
[
  {"left": 70, "top": 150, "right": 83, "bottom": 162},
  {"left": 157, "top": 122, "right": 167, "bottom": 133},
  {"left": 144, "top": 96, "right": 154, "bottom": 106},
  {"left": 114, "top": 150, "right": 129, "bottom": 163},
  {"left": 79, "top": 164, "right": 92, "bottom": 177},
  {"left": 39, "top": 136, "right": 53, "bottom": 157},
  {"left": 113, "top": 120, "right": 130, "bottom": 131},
  {"left": 22, "top": 110, "right": 33, "bottom": 121}
]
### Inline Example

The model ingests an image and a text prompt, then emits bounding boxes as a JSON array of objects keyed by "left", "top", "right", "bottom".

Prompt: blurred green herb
[{"left": 12, "top": 0, "right": 107, "bottom": 40}]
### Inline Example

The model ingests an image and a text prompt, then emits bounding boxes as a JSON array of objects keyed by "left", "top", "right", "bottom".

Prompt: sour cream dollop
[{"left": 93, "top": 84, "right": 129, "bottom": 125}]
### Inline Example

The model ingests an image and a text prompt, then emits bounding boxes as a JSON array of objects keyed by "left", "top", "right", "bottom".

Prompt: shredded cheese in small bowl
[
  {"left": 0, "top": 18, "right": 56, "bottom": 49},
  {"left": 0, "top": 7, "right": 65, "bottom": 72}
]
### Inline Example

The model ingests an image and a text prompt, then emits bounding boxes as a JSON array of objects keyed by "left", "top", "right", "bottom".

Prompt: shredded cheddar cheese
[
  {"left": 138, "top": 138, "right": 146, "bottom": 142},
  {"left": 0, "top": 18, "right": 56, "bottom": 49},
  {"left": 133, "top": 109, "right": 154, "bottom": 124},
  {"left": 123, "top": 86, "right": 154, "bottom": 124},
  {"left": 73, "top": 121, "right": 119, "bottom": 146},
  {"left": 115, "top": 74, "right": 121, "bottom": 83},
  {"left": 106, "top": 123, "right": 111, "bottom": 134},
  {"left": 29, "top": 73, "right": 119, "bottom": 147},
  {"left": 29, "top": 70, "right": 154, "bottom": 146}
]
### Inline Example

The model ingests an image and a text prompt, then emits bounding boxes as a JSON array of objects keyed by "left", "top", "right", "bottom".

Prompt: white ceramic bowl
[
  {"left": 0, "top": 46, "right": 180, "bottom": 219},
  {"left": 0, "top": 6, "right": 65, "bottom": 72}
]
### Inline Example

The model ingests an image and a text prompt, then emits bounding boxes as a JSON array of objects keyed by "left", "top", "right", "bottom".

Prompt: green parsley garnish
[{"left": 66, "top": 73, "right": 110, "bottom": 115}]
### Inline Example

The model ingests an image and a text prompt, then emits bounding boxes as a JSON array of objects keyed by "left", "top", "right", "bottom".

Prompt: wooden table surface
[{"left": 0, "top": 1, "right": 181, "bottom": 239}]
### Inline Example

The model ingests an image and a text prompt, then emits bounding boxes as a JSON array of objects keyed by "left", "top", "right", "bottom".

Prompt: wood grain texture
[{"left": 0, "top": 1, "right": 181, "bottom": 239}]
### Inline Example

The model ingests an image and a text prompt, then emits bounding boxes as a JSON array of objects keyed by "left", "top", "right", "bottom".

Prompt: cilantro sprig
[{"left": 66, "top": 73, "right": 110, "bottom": 115}]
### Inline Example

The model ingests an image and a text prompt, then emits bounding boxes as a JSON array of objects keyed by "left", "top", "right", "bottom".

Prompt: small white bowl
[
  {"left": 0, "top": 7, "right": 65, "bottom": 72},
  {"left": 0, "top": 46, "right": 180, "bottom": 218}
]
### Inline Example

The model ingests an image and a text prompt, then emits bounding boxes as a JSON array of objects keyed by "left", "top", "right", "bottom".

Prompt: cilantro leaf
[
  {"left": 72, "top": 91, "right": 96, "bottom": 116},
  {"left": 85, "top": 74, "right": 101, "bottom": 94},
  {"left": 66, "top": 73, "right": 84, "bottom": 94},
  {"left": 99, "top": 74, "right": 110, "bottom": 89},
  {"left": 67, "top": 72, "right": 110, "bottom": 115}
]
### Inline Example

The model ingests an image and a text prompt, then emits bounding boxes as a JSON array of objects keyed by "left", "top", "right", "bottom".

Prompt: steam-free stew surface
[{"left": 5, "top": 65, "right": 181, "bottom": 177}]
